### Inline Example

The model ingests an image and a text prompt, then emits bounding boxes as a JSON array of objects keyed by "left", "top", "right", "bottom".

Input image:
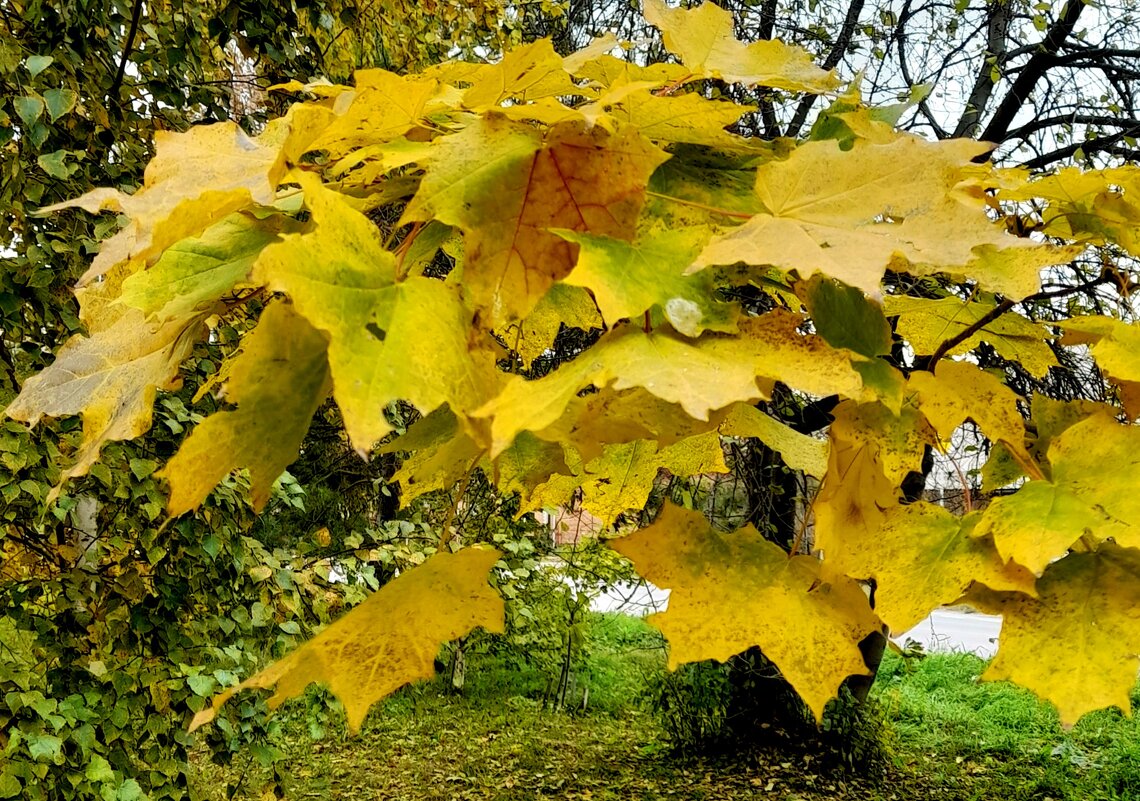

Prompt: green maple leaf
[
  {"left": 119, "top": 212, "right": 287, "bottom": 321},
  {"left": 556, "top": 227, "right": 737, "bottom": 336}
]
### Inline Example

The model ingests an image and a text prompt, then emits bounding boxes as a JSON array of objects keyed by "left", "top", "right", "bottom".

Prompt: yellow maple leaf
[
  {"left": 5, "top": 305, "right": 205, "bottom": 490},
  {"left": 1002, "top": 166, "right": 1140, "bottom": 256},
  {"left": 717, "top": 403, "right": 829, "bottom": 478},
  {"left": 160, "top": 304, "right": 332, "bottom": 515},
  {"left": 691, "top": 136, "right": 1074, "bottom": 298},
  {"left": 379, "top": 407, "right": 488, "bottom": 508},
  {"left": 642, "top": 0, "right": 840, "bottom": 94},
  {"left": 828, "top": 501, "right": 1035, "bottom": 633},
  {"left": 190, "top": 548, "right": 504, "bottom": 734},
  {"left": 308, "top": 69, "right": 449, "bottom": 158},
  {"left": 976, "top": 544, "right": 1140, "bottom": 726},
  {"left": 535, "top": 387, "right": 718, "bottom": 463},
  {"left": 812, "top": 401, "right": 902, "bottom": 569},
  {"left": 482, "top": 310, "right": 865, "bottom": 456},
  {"left": 44, "top": 123, "right": 288, "bottom": 286},
  {"left": 909, "top": 361, "right": 1034, "bottom": 473},
  {"left": 975, "top": 413, "right": 1140, "bottom": 573},
  {"left": 462, "top": 39, "right": 587, "bottom": 109},
  {"left": 255, "top": 175, "right": 499, "bottom": 453},
  {"left": 1060, "top": 316, "right": 1140, "bottom": 417},
  {"left": 612, "top": 504, "right": 881, "bottom": 720},
  {"left": 578, "top": 433, "right": 727, "bottom": 526},
  {"left": 497, "top": 284, "right": 602, "bottom": 369}
]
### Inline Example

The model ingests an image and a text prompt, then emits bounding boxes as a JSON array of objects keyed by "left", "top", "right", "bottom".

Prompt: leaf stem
[{"left": 644, "top": 191, "right": 754, "bottom": 220}]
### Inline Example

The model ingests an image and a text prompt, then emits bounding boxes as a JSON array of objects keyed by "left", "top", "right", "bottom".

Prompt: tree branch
[
  {"left": 927, "top": 274, "right": 1111, "bottom": 370},
  {"left": 785, "top": 0, "right": 866, "bottom": 138},
  {"left": 978, "top": 0, "right": 1087, "bottom": 146},
  {"left": 109, "top": 0, "right": 144, "bottom": 114},
  {"left": 893, "top": 0, "right": 950, "bottom": 139},
  {"left": 953, "top": 0, "right": 1011, "bottom": 138},
  {"left": 1020, "top": 125, "right": 1140, "bottom": 170},
  {"left": 1006, "top": 113, "right": 1140, "bottom": 142}
]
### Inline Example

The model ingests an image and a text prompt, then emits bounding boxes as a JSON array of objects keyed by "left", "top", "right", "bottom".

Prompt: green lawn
[{"left": 190, "top": 614, "right": 1140, "bottom": 800}]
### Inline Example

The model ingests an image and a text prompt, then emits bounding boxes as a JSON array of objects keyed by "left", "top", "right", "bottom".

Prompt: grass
[{"left": 189, "top": 614, "right": 1140, "bottom": 800}]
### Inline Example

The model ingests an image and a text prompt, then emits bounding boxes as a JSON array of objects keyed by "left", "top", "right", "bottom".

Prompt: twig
[{"left": 109, "top": 0, "right": 144, "bottom": 114}]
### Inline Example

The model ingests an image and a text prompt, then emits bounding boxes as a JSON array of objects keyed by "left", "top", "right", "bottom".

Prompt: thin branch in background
[{"left": 109, "top": 0, "right": 144, "bottom": 114}]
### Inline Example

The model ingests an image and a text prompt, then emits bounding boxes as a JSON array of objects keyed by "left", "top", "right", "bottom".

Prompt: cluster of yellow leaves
[{"left": 10, "top": 0, "right": 1140, "bottom": 733}]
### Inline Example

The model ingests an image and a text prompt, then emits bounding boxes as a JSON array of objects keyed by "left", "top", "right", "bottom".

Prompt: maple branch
[
  {"left": 755, "top": 0, "right": 782, "bottom": 139},
  {"left": 785, "top": 0, "right": 865, "bottom": 138},
  {"left": 978, "top": 0, "right": 1087, "bottom": 147},
  {"left": 926, "top": 274, "right": 1112, "bottom": 370},
  {"left": 1005, "top": 114, "right": 1140, "bottom": 142}
]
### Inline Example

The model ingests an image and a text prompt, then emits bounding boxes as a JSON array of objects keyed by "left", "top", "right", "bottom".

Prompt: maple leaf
[
  {"left": 717, "top": 403, "right": 829, "bottom": 478},
  {"left": 1060, "top": 316, "right": 1140, "bottom": 417},
  {"left": 461, "top": 40, "right": 586, "bottom": 109},
  {"left": 307, "top": 69, "right": 448, "bottom": 158},
  {"left": 119, "top": 212, "right": 288, "bottom": 321},
  {"left": 800, "top": 275, "right": 892, "bottom": 359},
  {"left": 557, "top": 227, "right": 738, "bottom": 336},
  {"left": 811, "top": 401, "right": 903, "bottom": 569},
  {"left": 884, "top": 295, "right": 1056, "bottom": 378},
  {"left": 254, "top": 175, "right": 498, "bottom": 452},
  {"left": 612, "top": 504, "right": 882, "bottom": 720},
  {"left": 827, "top": 501, "right": 1035, "bottom": 633},
  {"left": 575, "top": 432, "right": 727, "bottom": 526},
  {"left": 402, "top": 116, "right": 668, "bottom": 324},
  {"left": 691, "top": 136, "right": 1073, "bottom": 297},
  {"left": 975, "top": 544, "right": 1140, "bottom": 725},
  {"left": 909, "top": 361, "right": 1033, "bottom": 473},
  {"left": 1002, "top": 166, "right": 1140, "bottom": 256},
  {"left": 483, "top": 309, "right": 866, "bottom": 456},
  {"left": 379, "top": 407, "right": 488, "bottom": 508},
  {"left": 497, "top": 284, "right": 602, "bottom": 369},
  {"left": 5, "top": 305, "right": 205, "bottom": 489},
  {"left": 44, "top": 122, "right": 288, "bottom": 285},
  {"left": 190, "top": 548, "right": 504, "bottom": 734},
  {"left": 160, "top": 304, "right": 331, "bottom": 515},
  {"left": 561, "top": 33, "right": 622, "bottom": 76},
  {"left": 642, "top": 0, "right": 840, "bottom": 94},
  {"left": 534, "top": 387, "right": 719, "bottom": 463},
  {"left": 975, "top": 413, "right": 1140, "bottom": 573},
  {"left": 573, "top": 54, "right": 692, "bottom": 91},
  {"left": 588, "top": 88, "right": 757, "bottom": 150},
  {"left": 494, "top": 432, "right": 571, "bottom": 509}
]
